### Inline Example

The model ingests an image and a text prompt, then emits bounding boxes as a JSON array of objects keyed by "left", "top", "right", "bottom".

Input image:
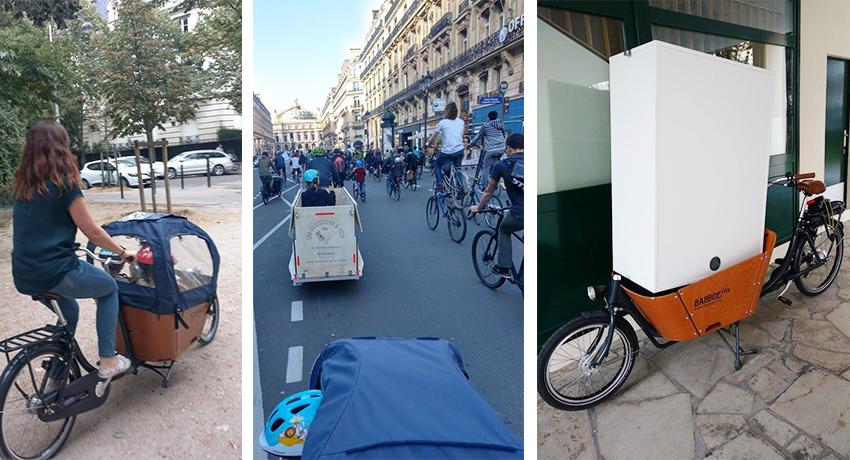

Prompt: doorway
[{"left": 824, "top": 57, "right": 849, "bottom": 201}]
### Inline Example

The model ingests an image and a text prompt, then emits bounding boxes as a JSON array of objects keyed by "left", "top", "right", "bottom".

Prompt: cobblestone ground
[{"left": 538, "top": 244, "right": 850, "bottom": 460}]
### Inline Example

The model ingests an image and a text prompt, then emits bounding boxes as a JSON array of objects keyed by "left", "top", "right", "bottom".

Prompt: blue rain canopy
[
  {"left": 86, "top": 212, "right": 220, "bottom": 315},
  {"left": 304, "top": 338, "right": 523, "bottom": 459},
  {"left": 352, "top": 140, "right": 364, "bottom": 148}
]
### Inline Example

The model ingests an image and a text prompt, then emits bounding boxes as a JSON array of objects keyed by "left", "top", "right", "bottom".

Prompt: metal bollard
[
  {"left": 181, "top": 165, "right": 184, "bottom": 189},
  {"left": 206, "top": 157, "right": 211, "bottom": 188}
]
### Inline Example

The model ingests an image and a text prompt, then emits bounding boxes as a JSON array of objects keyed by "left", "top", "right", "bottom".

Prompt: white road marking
[
  {"left": 252, "top": 214, "right": 291, "bottom": 250},
  {"left": 291, "top": 301, "right": 303, "bottom": 322},
  {"left": 285, "top": 346, "right": 303, "bottom": 383}
]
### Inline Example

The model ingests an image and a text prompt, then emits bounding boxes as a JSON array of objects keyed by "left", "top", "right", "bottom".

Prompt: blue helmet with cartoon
[{"left": 259, "top": 390, "right": 323, "bottom": 457}]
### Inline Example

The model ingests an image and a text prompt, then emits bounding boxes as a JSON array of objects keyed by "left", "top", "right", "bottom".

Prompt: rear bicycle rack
[{"left": 0, "top": 325, "right": 63, "bottom": 355}]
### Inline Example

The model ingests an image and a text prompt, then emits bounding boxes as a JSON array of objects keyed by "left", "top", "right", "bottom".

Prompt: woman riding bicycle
[
  {"left": 428, "top": 101, "right": 465, "bottom": 191},
  {"left": 11, "top": 120, "right": 137, "bottom": 384}
]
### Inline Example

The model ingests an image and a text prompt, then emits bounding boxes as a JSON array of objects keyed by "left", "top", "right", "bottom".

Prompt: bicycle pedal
[{"left": 777, "top": 296, "right": 793, "bottom": 306}]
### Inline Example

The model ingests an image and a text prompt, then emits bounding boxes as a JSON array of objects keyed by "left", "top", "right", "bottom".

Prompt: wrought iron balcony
[
  {"left": 430, "top": 24, "right": 523, "bottom": 83},
  {"left": 427, "top": 12, "right": 452, "bottom": 41},
  {"left": 405, "top": 45, "right": 416, "bottom": 62},
  {"left": 361, "top": 0, "right": 425, "bottom": 80}
]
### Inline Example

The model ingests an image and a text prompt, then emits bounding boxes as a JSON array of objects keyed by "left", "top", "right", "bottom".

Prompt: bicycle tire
[
  {"left": 0, "top": 345, "right": 78, "bottom": 460},
  {"left": 426, "top": 196, "right": 439, "bottom": 230},
  {"left": 447, "top": 207, "right": 467, "bottom": 243},
  {"left": 199, "top": 294, "right": 219, "bottom": 345},
  {"left": 793, "top": 223, "right": 844, "bottom": 296},
  {"left": 471, "top": 230, "right": 506, "bottom": 288},
  {"left": 360, "top": 190, "right": 366, "bottom": 202},
  {"left": 393, "top": 183, "right": 401, "bottom": 201},
  {"left": 402, "top": 178, "right": 409, "bottom": 189},
  {"left": 485, "top": 197, "right": 504, "bottom": 230},
  {"left": 537, "top": 316, "right": 637, "bottom": 411}
]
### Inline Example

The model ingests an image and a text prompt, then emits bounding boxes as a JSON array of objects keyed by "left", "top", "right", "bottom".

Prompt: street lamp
[{"left": 419, "top": 71, "right": 433, "bottom": 150}]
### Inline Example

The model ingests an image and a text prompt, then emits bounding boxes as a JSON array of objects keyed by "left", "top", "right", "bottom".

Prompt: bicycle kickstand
[{"left": 716, "top": 322, "right": 758, "bottom": 371}]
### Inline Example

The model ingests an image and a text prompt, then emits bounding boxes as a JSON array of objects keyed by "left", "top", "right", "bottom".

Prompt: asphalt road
[{"left": 251, "top": 167, "right": 524, "bottom": 455}]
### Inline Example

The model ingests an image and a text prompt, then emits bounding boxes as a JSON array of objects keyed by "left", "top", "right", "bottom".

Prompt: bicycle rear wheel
[
  {"left": 447, "top": 207, "right": 467, "bottom": 243},
  {"left": 426, "top": 197, "right": 439, "bottom": 230},
  {"left": 402, "top": 178, "right": 409, "bottom": 189},
  {"left": 484, "top": 197, "right": 504, "bottom": 230},
  {"left": 393, "top": 183, "right": 401, "bottom": 201},
  {"left": 537, "top": 316, "right": 637, "bottom": 411},
  {"left": 794, "top": 223, "right": 844, "bottom": 295},
  {"left": 471, "top": 229, "right": 506, "bottom": 288},
  {"left": 0, "top": 345, "right": 78, "bottom": 460}
]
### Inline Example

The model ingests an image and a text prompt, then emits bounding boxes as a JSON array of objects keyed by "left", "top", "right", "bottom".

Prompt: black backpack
[{"left": 504, "top": 155, "right": 523, "bottom": 192}]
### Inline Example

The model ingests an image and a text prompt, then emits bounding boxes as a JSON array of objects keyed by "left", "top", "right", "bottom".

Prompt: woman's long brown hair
[
  {"left": 13, "top": 119, "right": 81, "bottom": 201},
  {"left": 444, "top": 101, "right": 458, "bottom": 120}
]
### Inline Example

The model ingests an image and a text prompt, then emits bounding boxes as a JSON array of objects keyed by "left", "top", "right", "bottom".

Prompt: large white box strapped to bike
[
  {"left": 610, "top": 41, "right": 774, "bottom": 293},
  {"left": 288, "top": 187, "right": 364, "bottom": 285}
]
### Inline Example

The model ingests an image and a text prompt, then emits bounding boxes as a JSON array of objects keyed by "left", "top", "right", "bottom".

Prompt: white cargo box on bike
[
  {"left": 288, "top": 187, "right": 364, "bottom": 285},
  {"left": 610, "top": 40, "right": 774, "bottom": 293}
]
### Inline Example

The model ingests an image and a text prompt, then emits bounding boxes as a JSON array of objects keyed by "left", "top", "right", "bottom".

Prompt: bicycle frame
[{"left": 479, "top": 209, "right": 524, "bottom": 287}]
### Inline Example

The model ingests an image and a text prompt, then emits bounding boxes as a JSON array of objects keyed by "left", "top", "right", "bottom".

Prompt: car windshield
[{"left": 117, "top": 160, "right": 136, "bottom": 168}]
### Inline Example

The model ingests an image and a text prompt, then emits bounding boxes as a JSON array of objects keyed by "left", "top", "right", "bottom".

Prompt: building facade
[
  {"left": 253, "top": 93, "right": 273, "bottom": 153},
  {"left": 359, "top": 0, "right": 525, "bottom": 152},
  {"left": 84, "top": 0, "right": 242, "bottom": 150},
  {"left": 273, "top": 102, "right": 323, "bottom": 153},
  {"left": 319, "top": 49, "right": 366, "bottom": 150}
]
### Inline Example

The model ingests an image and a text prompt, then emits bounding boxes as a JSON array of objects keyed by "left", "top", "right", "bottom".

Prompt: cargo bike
[
  {"left": 288, "top": 187, "right": 364, "bottom": 285},
  {"left": 538, "top": 173, "right": 845, "bottom": 410},
  {"left": 260, "top": 338, "right": 524, "bottom": 459},
  {"left": 0, "top": 213, "right": 220, "bottom": 458}
]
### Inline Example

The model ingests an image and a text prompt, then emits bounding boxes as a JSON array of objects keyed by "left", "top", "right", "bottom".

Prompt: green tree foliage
[
  {"left": 0, "top": 0, "right": 81, "bottom": 28},
  {"left": 217, "top": 128, "right": 241, "bottom": 141},
  {"left": 0, "top": 100, "right": 26, "bottom": 205},
  {"left": 176, "top": 0, "right": 241, "bottom": 113},
  {"left": 99, "top": 0, "right": 199, "bottom": 146}
]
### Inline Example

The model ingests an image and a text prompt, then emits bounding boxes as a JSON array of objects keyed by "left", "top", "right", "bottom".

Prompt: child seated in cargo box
[{"left": 301, "top": 169, "right": 336, "bottom": 207}]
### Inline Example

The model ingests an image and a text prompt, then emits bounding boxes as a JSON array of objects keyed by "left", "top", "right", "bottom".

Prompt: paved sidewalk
[{"left": 539, "top": 251, "right": 850, "bottom": 460}]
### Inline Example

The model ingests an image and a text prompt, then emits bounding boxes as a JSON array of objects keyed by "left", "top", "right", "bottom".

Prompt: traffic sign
[
  {"left": 479, "top": 96, "right": 502, "bottom": 105},
  {"left": 499, "top": 81, "right": 508, "bottom": 94}
]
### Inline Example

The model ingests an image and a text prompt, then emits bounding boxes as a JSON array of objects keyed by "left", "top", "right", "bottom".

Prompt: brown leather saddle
[{"left": 796, "top": 179, "right": 826, "bottom": 196}]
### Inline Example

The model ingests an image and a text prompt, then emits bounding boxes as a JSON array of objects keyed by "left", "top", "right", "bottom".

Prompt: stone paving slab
[{"left": 538, "top": 249, "right": 850, "bottom": 459}]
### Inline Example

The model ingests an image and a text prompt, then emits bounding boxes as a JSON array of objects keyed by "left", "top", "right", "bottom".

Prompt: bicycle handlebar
[
  {"left": 75, "top": 246, "right": 128, "bottom": 265},
  {"left": 793, "top": 172, "right": 816, "bottom": 180},
  {"left": 767, "top": 171, "right": 816, "bottom": 188}
]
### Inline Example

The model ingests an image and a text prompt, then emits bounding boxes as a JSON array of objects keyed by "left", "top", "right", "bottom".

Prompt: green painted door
[{"left": 825, "top": 58, "right": 849, "bottom": 189}]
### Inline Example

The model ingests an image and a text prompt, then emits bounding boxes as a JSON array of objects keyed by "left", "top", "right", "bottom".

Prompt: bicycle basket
[{"left": 86, "top": 212, "right": 220, "bottom": 362}]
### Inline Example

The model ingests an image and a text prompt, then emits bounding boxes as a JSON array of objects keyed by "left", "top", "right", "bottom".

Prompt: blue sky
[{"left": 253, "top": 0, "right": 383, "bottom": 116}]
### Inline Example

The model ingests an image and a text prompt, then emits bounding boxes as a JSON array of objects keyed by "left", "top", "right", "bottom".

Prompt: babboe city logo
[{"left": 694, "top": 287, "right": 730, "bottom": 309}]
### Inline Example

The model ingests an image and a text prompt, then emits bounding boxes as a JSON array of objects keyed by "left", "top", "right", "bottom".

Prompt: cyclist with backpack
[
  {"left": 332, "top": 150, "right": 347, "bottom": 189},
  {"left": 307, "top": 147, "right": 340, "bottom": 189},
  {"left": 469, "top": 110, "right": 507, "bottom": 190},
  {"left": 470, "top": 133, "right": 524, "bottom": 278}
]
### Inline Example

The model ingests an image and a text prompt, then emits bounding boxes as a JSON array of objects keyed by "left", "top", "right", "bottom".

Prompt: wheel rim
[
  {"left": 473, "top": 232, "right": 503, "bottom": 287},
  {"left": 798, "top": 228, "right": 843, "bottom": 292},
  {"left": 214, "top": 165, "right": 224, "bottom": 175},
  {"left": 1, "top": 349, "right": 76, "bottom": 460},
  {"left": 168, "top": 169, "right": 176, "bottom": 179},
  {"left": 544, "top": 324, "right": 633, "bottom": 406}
]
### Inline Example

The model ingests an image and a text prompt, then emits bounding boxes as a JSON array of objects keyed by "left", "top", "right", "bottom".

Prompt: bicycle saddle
[
  {"left": 32, "top": 292, "right": 60, "bottom": 302},
  {"left": 796, "top": 179, "right": 826, "bottom": 196}
]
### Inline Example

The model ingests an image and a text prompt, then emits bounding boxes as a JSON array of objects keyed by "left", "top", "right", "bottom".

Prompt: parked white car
[
  {"left": 167, "top": 150, "right": 239, "bottom": 179},
  {"left": 117, "top": 155, "right": 165, "bottom": 178},
  {"left": 80, "top": 160, "right": 151, "bottom": 189}
]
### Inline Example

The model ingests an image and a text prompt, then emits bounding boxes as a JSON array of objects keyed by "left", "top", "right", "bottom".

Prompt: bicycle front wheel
[
  {"left": 199, "top": 294, "right": 219, "bottom": 345},
  {"left": 402, "top": 178, "right": 409, "bottom": 189},
  {"left": 794, "top": 223, "right": 844, "bottom": 296},
  {"left": 426, "top": 196, "right": 439, "bottom": 230},
  {"left": 471, "top": 229, "right": 506, "bottom": 288},
  {"left": 0, "top": 345, "right": 78, "bottom": 460},
  {"left": 447, "top": 207, "right": 467, "bottom": 243},
  {"left": 537, "top": 316, "right": 637, "bottom": 411}
]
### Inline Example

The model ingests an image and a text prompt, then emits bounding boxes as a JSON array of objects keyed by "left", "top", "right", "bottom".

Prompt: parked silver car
[
  {"left": 80, "top": 160, "right": 152, "bottom": 189},
  {"left": 167, "top": 150, "right": 239, "bottom": 179}
]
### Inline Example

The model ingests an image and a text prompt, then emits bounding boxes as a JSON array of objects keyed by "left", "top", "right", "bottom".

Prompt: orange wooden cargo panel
[
  {"left": 115, "top": 302, "right": 210, "bottom": 363},
  {"left": 622, "top": 230, "right": 776, "bottom": 342}
]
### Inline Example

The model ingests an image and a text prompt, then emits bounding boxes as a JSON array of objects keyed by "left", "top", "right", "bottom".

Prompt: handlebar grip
[{"left": 794, "top": 172, "right": 815, "bottom": 180}]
